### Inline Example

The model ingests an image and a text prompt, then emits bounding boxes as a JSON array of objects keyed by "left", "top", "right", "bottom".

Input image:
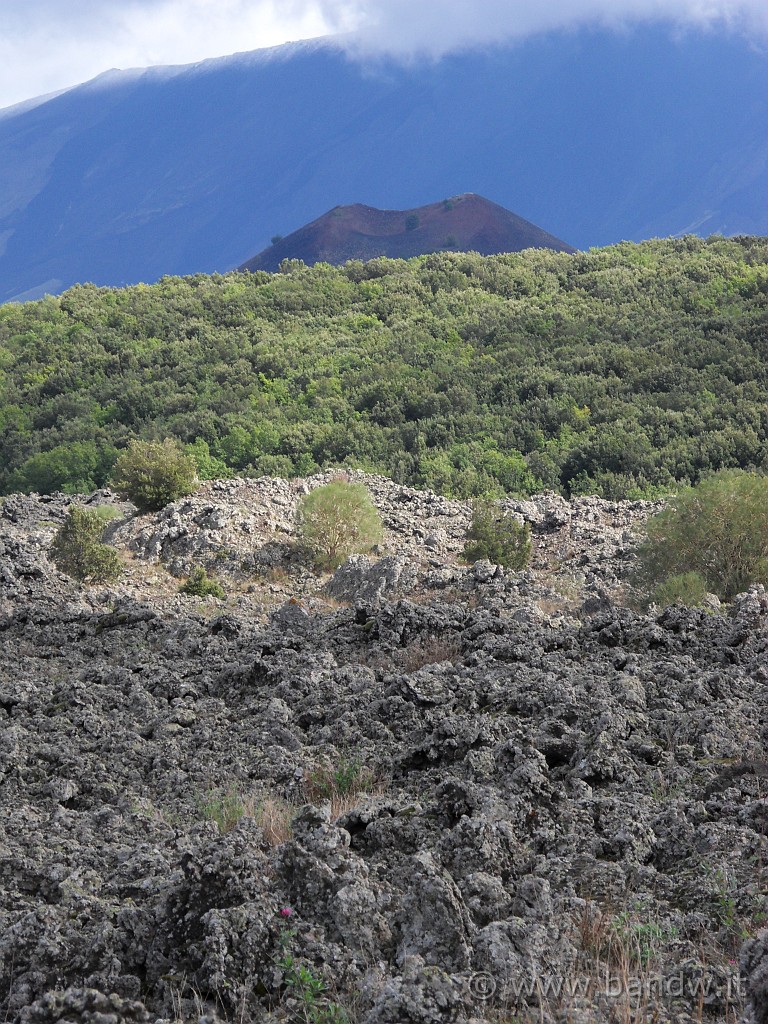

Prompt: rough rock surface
[
  {"left": 324, "top": 555, "right": 419, "bottom": 605},
  {"left": 0, "top": 474, "right": 765, "bottom": 1024},
  {"left": 743, "top": 930, "right": 768, "bottom": 1024}
]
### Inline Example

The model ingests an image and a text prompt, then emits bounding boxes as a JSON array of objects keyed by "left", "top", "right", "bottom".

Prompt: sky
[{"left": 1, "top": 0, "right": 767, "bottom": 110}]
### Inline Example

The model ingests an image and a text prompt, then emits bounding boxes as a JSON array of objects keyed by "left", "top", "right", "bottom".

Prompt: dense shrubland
[{"left": 1, "top": 235, "right": 767, "bottom": 499}]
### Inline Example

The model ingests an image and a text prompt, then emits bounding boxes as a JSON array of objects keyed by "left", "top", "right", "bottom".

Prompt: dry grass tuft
[
  {"left": 398, "top": 633, "right": 462, "bottom": 672},
  {"left": 249, "top": 793, "right": 295, "bottom": 846}
]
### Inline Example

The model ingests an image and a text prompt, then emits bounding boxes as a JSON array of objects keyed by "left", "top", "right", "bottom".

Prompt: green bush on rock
[
  {"left": 651, "top": 571, "right": 710, "bottom": 609},
  {"left": 180, "top": 566, "right": 225, "bottom": 599},
  {"left": 50, "top": 506, "right": 123, "bottom": 583},
  {"left": 637, "top": 469, "right": 768, "bottom": 602},
  {"left": 111, "top": 438, "right": 197, "bottom": 512},
  {"left": 297, "top": 481, "right": 383, "bottom": 570},
  {"left": 463, "top": 499, "right": 531, "bottom": 569}
]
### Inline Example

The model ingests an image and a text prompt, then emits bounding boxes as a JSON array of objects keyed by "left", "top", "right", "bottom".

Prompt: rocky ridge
[{"left": 0, "top": 473, "right": 766, "bottom": 1023}]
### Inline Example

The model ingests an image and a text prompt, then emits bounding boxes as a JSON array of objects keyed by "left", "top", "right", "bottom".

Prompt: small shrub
[
  {"left": 296, "top": 481, "right": 383, "bottom": 570},
  {"left": 610, "top": 908, "right": 679, "bottom": 969},
  {"left": 180, "top": 565, "right": 225, "bottom": 599},
  {"left": 652, "top": 571, "right": 709, "bottom": 608},
  {"left": 50, "top": 506, "right": 123, "bottom": 583},
  {"left": 111, "top": 438, "right": 197, "bottom": 512},
  {"left": 199, "top": 786, "right": 296, "bottom": 843},
  {"left": 636, "top": 469, "right": 768, "bottom": 601},
  {"left": 305, "top": 757, "right": 374, "bottom": 801},
  {"left": 199, "top": 787, "right": 245, "bottom": 833},
  {"left": 303, "top": 755, "right": 381, "bottom": 820},
  {"left": 276, "top": 915, "right": 350, "bottom": 1024},
  {"left": 463, "top": 499, "right": 531, "bottom": 569}
]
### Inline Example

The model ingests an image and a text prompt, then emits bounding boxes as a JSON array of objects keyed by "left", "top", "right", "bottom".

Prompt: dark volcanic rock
[
  {"left": 19, "top": 988, "right": 151, "bottom": 1024},
  {"left": 0, "top": 475, "right": 765, "bottom": 1022},
  {"left": 744, "top": 929, "right": 768, "bottom": 1024}
]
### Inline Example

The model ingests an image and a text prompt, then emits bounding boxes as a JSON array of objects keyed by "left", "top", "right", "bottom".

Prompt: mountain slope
[
  {"left": 0, "top": 28, "right": 766, "bottom": 301},
  {"left": 240, "top": 194, "right": 575, "bottom": 271}
]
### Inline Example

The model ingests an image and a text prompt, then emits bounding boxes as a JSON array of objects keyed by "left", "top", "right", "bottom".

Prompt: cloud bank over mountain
[
  {"left": 1, "top": 0, "right": 767, "bottom": 108},
  {"left": 330, "top": 0, "right": 768, "bottom": 57},
  {"left": 0, "top": 0, "right": 337, "bottom": 109}
]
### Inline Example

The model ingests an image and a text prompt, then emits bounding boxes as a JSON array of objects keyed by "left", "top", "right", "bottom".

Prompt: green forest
[{"left": 0, "top": 234, "right": 766, "bottom": 499}]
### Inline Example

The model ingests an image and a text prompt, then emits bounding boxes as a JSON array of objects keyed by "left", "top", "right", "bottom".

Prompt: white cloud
[
  {"left": 0, "top": 0, "right": 339, "bottom": 110},
  {"left": 0, "top": 0, "right": 765, "bottom": 110},
  {"left": 326, "top": 0, "right": 768, "bottom": 57}
]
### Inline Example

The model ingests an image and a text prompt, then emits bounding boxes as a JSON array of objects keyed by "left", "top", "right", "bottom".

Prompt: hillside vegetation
[{"left": 1, "top": 235, "right": 767, "bottom": 499}]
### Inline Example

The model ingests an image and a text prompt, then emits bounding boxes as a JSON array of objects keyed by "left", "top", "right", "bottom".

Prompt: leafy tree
[
  {"left": 111, "top": 438, "right": 197, "bottom": 512},
  {"left": 463, "top": 499, "right": 531, "bottom": 569},
  {"left": 50, "top": 505, "right": 122, "bottom": 583},
  {"left": 297, "top": 480, "right": 383, "bottom": 569},
  {"left": 636, "top": 469, "right": 768, "bottom": 601}
]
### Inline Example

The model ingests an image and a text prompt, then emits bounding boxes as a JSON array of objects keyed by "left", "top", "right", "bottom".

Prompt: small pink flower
[
  {"left": 729, "top": 959, "right": 737, "bottom": 966},
  {"left": 279, "top": 907, "right": 293, "bottom": 918}
]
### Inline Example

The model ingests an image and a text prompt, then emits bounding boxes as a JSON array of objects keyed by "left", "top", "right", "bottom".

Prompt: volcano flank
[{"left": 240, "top": 193, "right": 575, "bottom": 272}]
